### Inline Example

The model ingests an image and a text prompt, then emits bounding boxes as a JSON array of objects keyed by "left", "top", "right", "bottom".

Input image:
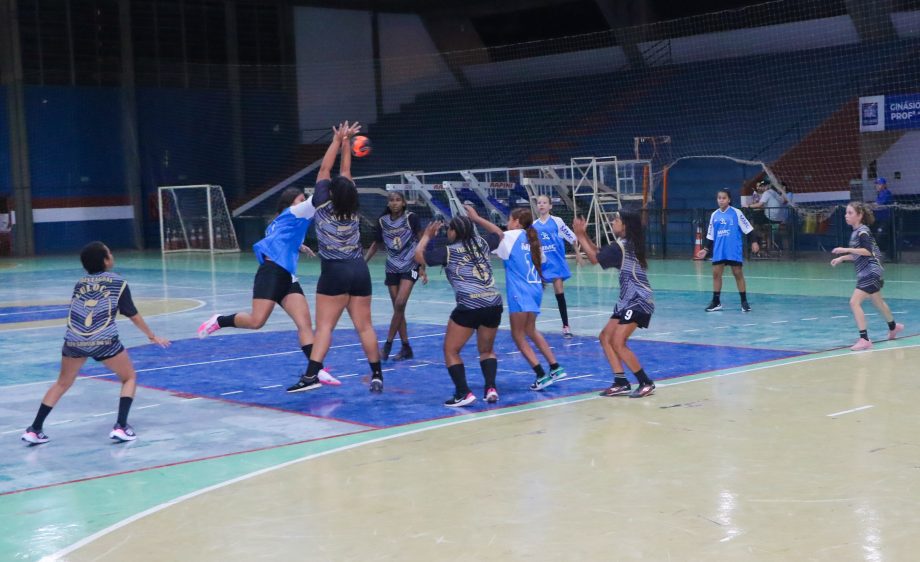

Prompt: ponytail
[{"left": 511, "top": 208, "right": 542, "bottom": 278}]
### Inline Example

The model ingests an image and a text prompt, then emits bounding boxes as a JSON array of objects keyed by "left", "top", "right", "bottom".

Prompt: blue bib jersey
[
  {"left": 532, "top": 215, "right": 576, "bottom": 281},
  {"left": 706, "top": 206, "right": 754, "bottom": 263},
  {"left": 252, "top": 200, "right": 314, "bottom": 280},
  {"left": 494, "top": 229, "right": 544, "bottom": 314}
]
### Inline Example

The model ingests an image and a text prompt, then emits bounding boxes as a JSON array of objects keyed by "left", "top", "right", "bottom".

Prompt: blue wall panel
[
  {"left": 34, "top": 219, "right": 135, "bottom": 254},
  {"left": 25, "top": 86, "right": 125, "bottom": 198},
  {"left": 0, "top": 87, "right": 10, "bottom": 197}
]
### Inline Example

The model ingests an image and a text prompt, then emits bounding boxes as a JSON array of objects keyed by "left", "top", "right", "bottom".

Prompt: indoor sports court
[{"left": 3, "top": 0, "right": 920, "bottom": 560}]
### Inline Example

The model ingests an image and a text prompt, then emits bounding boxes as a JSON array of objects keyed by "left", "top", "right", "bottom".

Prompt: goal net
[{"left": 158, "top": 185, "right": 240, "bottom": 253}]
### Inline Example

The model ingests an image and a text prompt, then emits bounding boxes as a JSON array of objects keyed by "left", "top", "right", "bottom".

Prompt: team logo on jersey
[
  {"left": 457, "top": 254, "right": 493, "bottom": 284},
  {"left": 390, "top": 236, "right": 402, "bottom": 250}
]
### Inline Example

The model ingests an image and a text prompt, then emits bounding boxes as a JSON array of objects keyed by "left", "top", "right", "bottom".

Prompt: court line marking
[
  {"left": 827, "top": 405, "right": 874, "bottom": 417},
  {"left": 220, "top": 391, "right": 243, "bottom": 396},
  {"left": 42, "top": 391, "right": 601, "bottom": 561},
  {"left": 0, "top": 299, "right": 207, "bottom": 334},
  {"left": 136, "top": 404, "right": 160, "bottom": 410},
  {"left": 48, "top": 344, "right": 920, "bottom": 559},
  {"left": 260, "top": 385, "right": 282, "bottom": 389}
]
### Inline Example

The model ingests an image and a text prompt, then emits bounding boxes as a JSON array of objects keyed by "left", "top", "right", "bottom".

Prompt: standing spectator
[{"left": 873, "top": 177, "right": 894, "bottom": 258}]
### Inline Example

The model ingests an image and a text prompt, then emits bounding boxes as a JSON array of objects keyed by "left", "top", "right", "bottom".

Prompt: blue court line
[{"left": 78, "top": 324, "right": 802, "bottom": 428}]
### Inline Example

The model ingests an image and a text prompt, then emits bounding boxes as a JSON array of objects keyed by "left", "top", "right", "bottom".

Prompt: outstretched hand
[
  {"left": 462, "top": 204, "right": 480, "bottom": 219},
  {"left": 572, "top": 217, "right": 587, "bottom": 236},
  {"left": 830, "top": 247, "right": 848, "bottom": 255},
  {"left": 423, "top": 221, "right": 443, "bottom": 238},
  {"left": 150, "top": 335, "right": 171, "bottom": 348}
]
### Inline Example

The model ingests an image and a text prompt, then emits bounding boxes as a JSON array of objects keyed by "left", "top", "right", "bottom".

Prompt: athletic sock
[
  {"left": 613, "top": 373, "right": 629, "bottom": 387},
  {"left": 555, "top": 293, "right": 570, "bottom": 327},
  {"left": 532, "top": 364, "right": 546, "bottom": 379},
  {"left": 859, "top": 330, "right": 869, "bottom": 341},
  {"left": 116, "top": 396, "right": 133, "bottom": 427},
  {"left": 549, "top": 362, "right": 560, "bottom": 371},
  {"left": 447, "top": 364, "right": 471, "bottom": 396},
  {"left": 480, "top": 358, "right": 498, "bottom": 389},
  {"left": 370, "top": 361, "right": 383, "bottom": 380},
  {"left": 634, "top": 368, "right": 652, "bottom": 386},
  {"left": 301, "top": 344, "right": 313, "bottom": 359},
  {"left": 217, "top": 314, "right": 236, "bottom": 328},
  {"left": 712, "top": 291, "right": 721, "bottom": 303},
  {"left": 888, "top": 320, "right": 897, "bottom": 331},
  {"left": 740, "top": 291, "right": 748, "bottom": 303},
  {"left": 304, "top": 359, "right": 322, "bottom": 379},
  {"left": 31, "top": 403, "right": 53, "bottom": 432}
]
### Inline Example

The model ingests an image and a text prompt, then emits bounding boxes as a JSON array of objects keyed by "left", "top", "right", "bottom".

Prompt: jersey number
[{"left": 623, "top": 310, "right": 633, "bottom": 320}]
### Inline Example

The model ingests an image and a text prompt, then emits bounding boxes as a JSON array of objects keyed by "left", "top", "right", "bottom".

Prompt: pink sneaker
[
  {"left": 850, "top": 338, "right": 873, "bottom": 351},
  {"left": 317, "top": 368, "right": 341, "bottom": 386},
  {"left": 197, "top": 314, "right": 221, "bottom": 338},
  {"left": 888, "top": 323, "right": 905, "bottom": 341}
]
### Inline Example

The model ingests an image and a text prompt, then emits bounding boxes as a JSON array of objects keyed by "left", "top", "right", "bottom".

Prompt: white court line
[
  {"left": 827, "top": 405, "right": 874, "bottom": 417},
  {"left": 381, "top": 368, "right": 395, "bottom": 373},
  {"left": 771, "top": 320, "right": 789, "bottom": 324},
  {"left": 506, "top": 350, "right": 521, "bottom": 355},
  {"left": 2, "top": 331, "right": 450, "bottom": 390},
  {"left": 713, "top": 326, "right": 730, "bottom": 329},
  {"left": 337, "top": 374, "right": 361, "bottom": 379},
  {"left": 651, "top": 332, "right": 673, "bottom": 336},
  {"left": 564, "top": 342, "right": 584, "bottom": 347},
  {"left": 136, "top": 404, "right": 160, "bottom": 410},
  {"left": 865, "top": 313, "right": 877, "bottom": 316},
  {"left": 260, "top": 385, "right": 282, "bottom": 390},
  {"left": 0, "top": 299, "right": 207, "bottom": 334},
  {"left": 91, "top": 411, "right": 117, "bottom": 418},
  {"left": 801, "top": 318, "right": 818, "bottom": 321},
  {"left": 180, "top": 397, "right": 202, "bottom": 403},
  {"left": 47, "top": 419, "right": 73, "bottom": 426},
  {"left": 683, "top": 329, "right": 700, "bottom": 333},
  {"left": 741, "top": 323, "right": 757, "bottom": 327},
  {"left": 44, "top": 390, "right": 604, "bottom": 561},
  {"left": 220, "top": 391, "right": 243, "bottom": 396},
  {"left": 558, "top": 374, "right": 595, "bottom": 381},
  {"left": 409, "top": 363, "right": 432, "bottom": 368},
  {"left": 831, "top": 315, "right": 849, "bottom": 319}
]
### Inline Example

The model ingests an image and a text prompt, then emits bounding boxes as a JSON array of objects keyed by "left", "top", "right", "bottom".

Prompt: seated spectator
[{"left": 748, "top": 180, "right": 788, "bottom": 253}]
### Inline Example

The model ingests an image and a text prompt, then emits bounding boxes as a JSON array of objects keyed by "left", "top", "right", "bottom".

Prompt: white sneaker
[
  {"left": 21, "top": 427, "right": 49, "bottom": 444},
  {"left": 110, "top": 424, "right": 137, "bottom": 442},
  {"left": 317, "top": 368, "right": 341, "bottom": 386}
]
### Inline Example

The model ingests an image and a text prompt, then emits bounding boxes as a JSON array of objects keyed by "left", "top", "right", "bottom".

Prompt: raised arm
[
  {"left": 572, "top": 217, "right": 599, "bottom": 264},
  {"left": 464, "top": 205, "right": 504, "bottom": 240},
  {"left": 414, "top": 221, "right": 442, "bottom": 266},
  {"left": 338, "top": 121, "right": 361, "bottom": 180},
  {"left": 317, "top": 124, "right": 344, "bottom": 182}
]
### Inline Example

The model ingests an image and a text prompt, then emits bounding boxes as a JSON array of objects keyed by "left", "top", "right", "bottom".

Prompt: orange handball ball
[{"left": 352, "top": 136, "right": 372, "bottom": 158}]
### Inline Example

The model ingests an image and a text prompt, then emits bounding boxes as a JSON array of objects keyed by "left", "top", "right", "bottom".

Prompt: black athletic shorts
[
  {"left": 612, "top": 307, "right": 652, "bottom": 329},
  {"left": 62, "top": 339, "right": 126, "bottom": 361},
  {"left": 450, "top": 305, "right": 504, "bottom": 329},
  {"left": 253, "top": 260, "right": 304, "bottom": 305},
  {"left": 712, "top": 260, "right": 743, "bottom": 267},
  {"left": 385, "top": 266, "right": 421, "bottom": 287},
  {"left": 857, "top": 275, "right": 884, "bottom": 294},
  {"left": 317, "top": 258, "right": 373, "bottom": 297}
]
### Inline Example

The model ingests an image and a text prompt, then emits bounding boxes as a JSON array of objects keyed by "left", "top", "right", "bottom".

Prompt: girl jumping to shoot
[
  {"left": 197, "top": 187, "right": 327, "bottom": 388},
  {"left": 573, "top": 213, "right": 656, "bottom": 398},
  {"left": 415, "top": 217, "right": 503, "bottom": 407},
  {"left": 466, "top": 205, "right": 567, "bottom": 391},
  {"left": 831, "top": 202, "right": 904, "bottom": 351},
  {"left": 364, "top": 191, "right": 427, "bottom": 361},
  {"left": 533, "top": 194, "right": 582, "bottom": 338}
]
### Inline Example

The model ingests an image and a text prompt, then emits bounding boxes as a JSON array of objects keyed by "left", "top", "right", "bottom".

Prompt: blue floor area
[
  {"left": 0, "top": 304, "right": 69, "bottom": 324},
  {"left": 77, "top": 323, "right": 802, "bottom": 428}
]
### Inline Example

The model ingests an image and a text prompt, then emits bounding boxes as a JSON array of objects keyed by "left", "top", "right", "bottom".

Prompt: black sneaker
[
  {"left": 741, "top": 301, "right": 752, "bottom": 313},
  {"left": 705, "top": 301, "right": 723, "bottom": 312},
  {"left": 287, "top": 374, "right": 321, "bottom": 393},
  {"left": 599, "top": 383, "right": 632, "bottom": 397},
  {"left": 629, "top": 383, "right": 656, "bottom": 398},
  {"left": 370, "top": 376, "right": 384, "bottom": 393},
  {"left": 392, "top": 344, "right": 414, "bottom": 361},
  {"left": 444, "top": 392, "right": 476, "bottom": 407},
  {"left": 381, "top": 341, "right": 393, "bottom": 361}
]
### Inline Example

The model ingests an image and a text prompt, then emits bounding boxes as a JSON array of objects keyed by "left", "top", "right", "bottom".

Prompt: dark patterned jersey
[{"left": 376, "top": 212, "right": 420, "bottom": 273}]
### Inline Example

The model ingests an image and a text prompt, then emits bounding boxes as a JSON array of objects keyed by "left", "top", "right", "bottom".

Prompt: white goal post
[{"left": 158, "top": 184, "right": 240, "bottom": 253}]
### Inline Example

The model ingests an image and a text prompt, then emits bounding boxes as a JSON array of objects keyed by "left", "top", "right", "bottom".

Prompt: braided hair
[
  {"left": 449, "top": 215, "right": 489, "bottom": 281},
  {"left": 511, "top": 207, "right": 542, "bottom": 278}
]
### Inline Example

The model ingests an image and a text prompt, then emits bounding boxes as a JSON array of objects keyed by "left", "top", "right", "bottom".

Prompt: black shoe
[
  {"left": 370, "top": 376, "right": 384, "bottom": 393},
  {"left": 599, "top": 383, "right": 632, "bottom": 397},
  {"left": 287, "top": 374, "right": 321, "bottom": 393},
  {"left": 381, "top": 341, "right": 393, "bottom": 361},
  {"left": 629, "top": 383, "right": 656, "bottom": 398},
  {"left": 705, "top": 301, "right": 723, "bottom": 312},
  {"left": 392, "top": 344, "right": 413, "bottom": 361},
  {"left": 741, "top": 301, "right": 752, "bottom": 313}
]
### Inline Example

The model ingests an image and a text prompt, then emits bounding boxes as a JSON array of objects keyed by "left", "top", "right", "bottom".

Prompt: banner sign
[{"left": 860, "top": 94, "right": 920, "bottom": 132}]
